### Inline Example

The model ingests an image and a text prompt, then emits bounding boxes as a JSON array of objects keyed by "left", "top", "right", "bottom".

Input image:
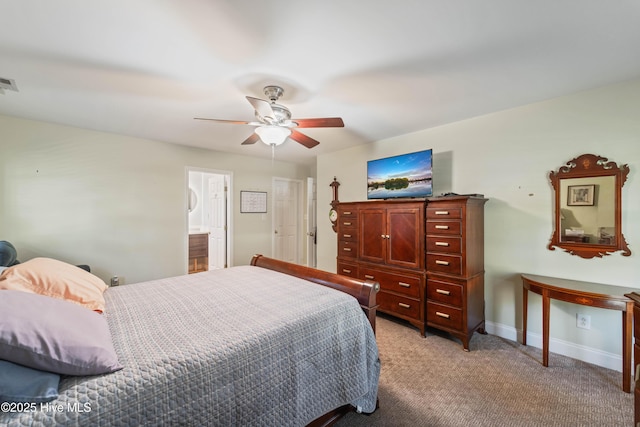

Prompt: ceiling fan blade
[
  {"left": 194, "top": 118, "right": 255, "bottom": 125},
  {"left": 246, "top": 96, "right": 275, "bottom": 121},
  {"left": 241, "top": 133, "right": 261, "bottom": 145},
  {"left": 290, "top": 129, "right": 320, "bottom": 149},
  {"left": 293, "top": 117, "right": 344, "bottom": 128}
]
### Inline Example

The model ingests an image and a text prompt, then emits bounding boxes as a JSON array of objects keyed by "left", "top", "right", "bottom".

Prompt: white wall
[
  {"left": 0, "top": 115, "right": 311, "bottom": 284},
  {"left": 317, "top": 78, "right": 640, "bottom": 370}
]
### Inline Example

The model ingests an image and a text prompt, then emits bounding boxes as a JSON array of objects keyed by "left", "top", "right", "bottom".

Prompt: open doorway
[{"left": 187, "top": 168, "right": 232, "bottom": 272}]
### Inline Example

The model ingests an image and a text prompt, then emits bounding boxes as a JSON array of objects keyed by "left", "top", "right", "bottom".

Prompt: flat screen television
[{"left": 367, "top": 149, "right": 433, "bottom": 199}]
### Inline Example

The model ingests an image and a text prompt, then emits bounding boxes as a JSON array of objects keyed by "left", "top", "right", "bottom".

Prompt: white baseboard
[{"left": 484, "top": 320, "right": 625, "bottom": 373}]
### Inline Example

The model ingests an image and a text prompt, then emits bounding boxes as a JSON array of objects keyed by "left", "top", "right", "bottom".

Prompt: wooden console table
[{"left": 521, "top": 273, "right": 634, "bottom": 393}]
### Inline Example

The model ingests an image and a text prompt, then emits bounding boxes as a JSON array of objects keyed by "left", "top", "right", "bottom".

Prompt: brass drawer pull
[
  {"left": 436, "top": 311, "right": 450, "bottom": 319},
  {"left": 436, "top": 289, "right": 451, "bottom": 295},
  {"left": 364, "top": 274, "right": 375, "bottom": 280},
  {"left": 343, "top": 222, "right": 352, "bottom": 226},
  {"left": 435, "top": 225, "right": 449, "bottom": 230},
  {"left": 344, "top": 211, "right": 352, "bottom": 215},
  {"left": 435, "top": 211, "right": 449, "bottom": 215},
  {"left": 343, "top": 234, "right": 352, "bottom": 238},
  {"left": 435, "top": 241, "right": 449, "bottom": 246},
  {"left": 343, "top": 248, "right": 352, "bottom": 252},
  {"left": 398, "top": 282, "right": 411, "bottom": 288},
  {"left": 342, "top": 269, "right": 351, "bottom": 274},
  {"left": 435, "top": 260, "right": 450, "bottom": 266},
  {"left": 399, "top": 303, "right": 411, "bottom": 309}
]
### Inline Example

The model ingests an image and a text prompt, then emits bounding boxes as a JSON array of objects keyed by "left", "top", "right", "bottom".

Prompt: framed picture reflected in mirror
[{"left": 567, "top": 184, "right": 595, "bottom": 206}]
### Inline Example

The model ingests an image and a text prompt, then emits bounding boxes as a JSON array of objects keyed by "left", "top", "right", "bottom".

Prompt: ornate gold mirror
[{"left": 548, "top": 154, "right": 630, "bottom": 258}]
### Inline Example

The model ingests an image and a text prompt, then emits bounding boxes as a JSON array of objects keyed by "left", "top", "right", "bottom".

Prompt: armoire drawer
[
  {"left": 426, "top": 221, "right": 462, "bottom": 235},
  {"left": 339, "top": 227, "right": 358, "bottom": 242},
  {"left": 426, "top": 253, "right": 462, "bottom": 276},
  {"left": 338, "top": 240, "right": 358, "bottom": 258},
  {"left": 427, "top": 301, "right": 463, "bottom": 331},
  {"left": 426, "top": 236, "right": 462, "bottom": 254},
  {"left": 361, "top": 268, "right": 422, "bottom": 298},
  {"left": 378, "top": 291, "right": 421, "bottom": 321},
  {"left": 339, "top": 207, "right": 357, "bottom": 219},
  {"left": 427, "top": 207, "right": 462, "bottom": 220},
  {"left": 339, "top": 218, "right": 357, "bottom": 229},
  {"left": 427, "top": 278, "right": 463, "bottom": 307},
  {"left": 337, "top": 261, "right": 359, "bottom": 278}
]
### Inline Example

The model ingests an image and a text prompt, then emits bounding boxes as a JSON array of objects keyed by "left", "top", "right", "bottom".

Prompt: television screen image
[{"left": 367, "top": 149, "right": 433, "bottom": 199}]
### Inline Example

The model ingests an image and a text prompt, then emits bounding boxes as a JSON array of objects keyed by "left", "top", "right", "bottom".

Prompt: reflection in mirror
[
  {"left": 548, "top": 154, "right": 630, "bottom": 258},
  {"left": 188, "top": 188, "right": 198, "bottom": 213},
  {"left": 559, "top": 176, "right": 615, "bottom": 244}
]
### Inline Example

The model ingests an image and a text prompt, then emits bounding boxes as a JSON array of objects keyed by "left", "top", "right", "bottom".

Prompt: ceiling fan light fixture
[{"left": 255, "top": 125, "right": 291, "bottom": 146}]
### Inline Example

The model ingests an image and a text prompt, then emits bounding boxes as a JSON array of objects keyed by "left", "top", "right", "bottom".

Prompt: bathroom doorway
[{"left": 187, "top": 168, "right": 232, "bottom": 271}]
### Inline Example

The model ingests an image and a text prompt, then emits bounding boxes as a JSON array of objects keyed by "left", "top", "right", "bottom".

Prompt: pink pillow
[{"left": 0, "top": 257, "right": 107, "bottom": 312}]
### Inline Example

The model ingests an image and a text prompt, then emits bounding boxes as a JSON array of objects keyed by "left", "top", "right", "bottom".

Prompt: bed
[{"left": 0, "top": 254, "right": 380, "bottom": 427}]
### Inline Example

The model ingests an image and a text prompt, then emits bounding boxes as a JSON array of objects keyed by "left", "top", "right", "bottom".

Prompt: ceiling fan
[{"left": 195, "top": 85, "right": 344, "bottom": 148}]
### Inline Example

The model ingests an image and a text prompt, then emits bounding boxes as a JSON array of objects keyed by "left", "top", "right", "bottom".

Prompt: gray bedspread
[{"left": 3, "top": 265, "right": 380, "bottom": 426}]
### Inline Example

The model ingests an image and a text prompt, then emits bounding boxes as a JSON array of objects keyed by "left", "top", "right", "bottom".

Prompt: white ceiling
[{"left": 2, "top": 1, "right": 640, "bottom": 165}]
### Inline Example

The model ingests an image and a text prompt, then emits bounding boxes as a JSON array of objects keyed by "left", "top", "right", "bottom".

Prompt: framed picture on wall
[
  {"left": 567, "top": 184, "right": 595, "bottom": 206},
  {"left": 240, "top": 191, "right": 267, "bottom": 213}
]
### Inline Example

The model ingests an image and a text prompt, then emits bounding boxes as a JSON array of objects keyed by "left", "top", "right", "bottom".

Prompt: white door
[
  {"left": 273, "top": 178, "right": 301, "bottom": 263},
  {"left": 207, "top": 175, "right": 227, "bottom": 269},
  {"left": 306, "top": 177, "right": 317, "bottom": 267}
]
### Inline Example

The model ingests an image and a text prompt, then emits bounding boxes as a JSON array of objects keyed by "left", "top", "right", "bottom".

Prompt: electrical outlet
[
  {"left": 110, "top": 276, "right": 119, "bottom": 286},
  {"left": 577, "top": 313, "right": 591, "bottom": 330}
]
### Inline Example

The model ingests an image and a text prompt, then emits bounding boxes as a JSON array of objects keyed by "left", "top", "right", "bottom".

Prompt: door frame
[
  {"left": 272, "top": 177, "right": 304, "bottom": 264},
  {"left": 185, "top": 167, "right": 233, "bottom": 272},
  {"left": 305, "top": 177, "right": 317, "bottom": 267}
]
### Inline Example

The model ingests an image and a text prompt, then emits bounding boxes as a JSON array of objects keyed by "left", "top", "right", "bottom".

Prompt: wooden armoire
[{"left": 336, "top": 196, "right": 487, "bottom": 351}]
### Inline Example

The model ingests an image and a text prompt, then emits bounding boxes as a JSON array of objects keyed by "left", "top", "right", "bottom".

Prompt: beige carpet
[{"left": 336, "top": 315, "right": 633, "bottom": 427}]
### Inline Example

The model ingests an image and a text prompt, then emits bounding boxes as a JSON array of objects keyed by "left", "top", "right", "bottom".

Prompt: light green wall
[
  {"left": 0, "top": 115, "right": 311, "bottom": 284},
  {"left": 317, "top": 78, "right": 640, "bottom": 366}
]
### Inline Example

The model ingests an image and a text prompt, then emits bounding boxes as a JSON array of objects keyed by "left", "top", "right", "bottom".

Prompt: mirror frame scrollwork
[{"left": 548, "top": 153, "right": 630, "bottom": 258}]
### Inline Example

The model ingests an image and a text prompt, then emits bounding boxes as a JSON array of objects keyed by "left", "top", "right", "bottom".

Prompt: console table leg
[
  {"left": 522, "top": 287, "right": 528, "bottom": 346},
  {"left": 542, "top": 290, "right": 550, "bottom": 367},
  {"left": 623, "top": 304, "right": 633, "bottom": 393}
]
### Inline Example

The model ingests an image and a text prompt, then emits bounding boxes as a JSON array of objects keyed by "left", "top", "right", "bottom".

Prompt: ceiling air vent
[{"left": 0, "top": 77, "right": 18, "bottom": 94}]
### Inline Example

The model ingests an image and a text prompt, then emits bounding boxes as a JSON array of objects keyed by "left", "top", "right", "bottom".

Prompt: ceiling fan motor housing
[
  {"left": 270, "top": 104, "right": 291, "bottom": 123},
  {"left": 263, "top": 85, "right": 284, "bottom": 102}
]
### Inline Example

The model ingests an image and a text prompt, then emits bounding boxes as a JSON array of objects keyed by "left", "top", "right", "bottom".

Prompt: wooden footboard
[
  {"left": 251, "top": 255, "right": 380, "bottom": 426},
  {"left": 250, "top": 254, "right": 380, "bottom": 331}
]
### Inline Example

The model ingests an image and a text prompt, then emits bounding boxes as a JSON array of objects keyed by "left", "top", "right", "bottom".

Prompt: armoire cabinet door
[
  {"left": 386, "top": 207, "right": 424, "bottom": 269},
  {"left": 359, "top": 208, "right": 385, "bottom": 264}
]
